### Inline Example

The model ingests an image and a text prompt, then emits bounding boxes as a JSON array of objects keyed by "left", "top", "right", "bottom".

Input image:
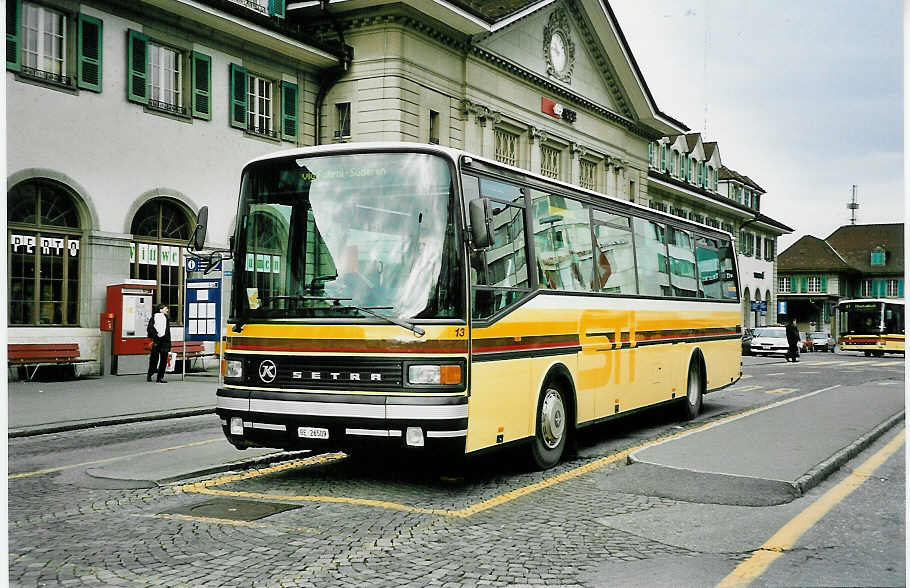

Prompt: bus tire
[
  {"left": 681, "top": 359, "right": 703, "bottom": 421},
  {"left": 530, "top": 383, "right": 567, "bottom": 470},
  {"left": 864, "top": 351, "right": 872, "bottom": 357}
]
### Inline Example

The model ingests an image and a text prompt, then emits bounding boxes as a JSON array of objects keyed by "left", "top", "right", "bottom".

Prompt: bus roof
[
  {"left": 837, "top": 299, "right": 904, "bottom": 307},
  {"left": 242, "top": 142, "right": 734, "bottom": 240}
]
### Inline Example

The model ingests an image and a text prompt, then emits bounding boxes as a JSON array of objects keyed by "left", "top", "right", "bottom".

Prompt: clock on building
[
  {"left": 549, "top": 31, "right": 568, "bottom": 74},
  {"left": 543, "top": 9, "right": 575, "bottom": 83}
]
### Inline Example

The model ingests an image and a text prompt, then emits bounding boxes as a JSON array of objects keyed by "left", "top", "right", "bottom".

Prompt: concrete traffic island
[{"left": 603, "top": 382, "right": 904, "bottom": 506}]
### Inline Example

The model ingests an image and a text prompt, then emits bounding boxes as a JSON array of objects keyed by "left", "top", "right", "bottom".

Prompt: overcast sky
[{"left": 609, "top": 0, "right": 903, "bottom": 250}]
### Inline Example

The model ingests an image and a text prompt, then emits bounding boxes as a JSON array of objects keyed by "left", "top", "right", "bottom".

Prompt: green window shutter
[
  {"left": 77, "top": 15, "right": 103, "bottom": 92},
  {"left": 800, "top": 276, "right": 808, "bottom": 293},
  {"left": 230, "top": 63, "right": 248, "bottom": 129},
  {"left": 280, "top": 80, "right": 298, "bottom": 141},
  {"left": 790, "top": 276, "right": 797, "bottom": 292},
  {"left": 820, "top": 275, "right": 827, "bottom": 292},
  {"left": 191, "top": 51, "right": 212, "bottom": 120},
  {"left": 269, "top": 0, "right": 286, "bottom": 18},
  {"left": 898, "top": 279, "right": 904, "bottom": 297},
  {"left": 127, "top": 29, "right": 148, "bottom": 104},
  {"left": 6, "top": 0, "right": 21, "bottom": 72}
]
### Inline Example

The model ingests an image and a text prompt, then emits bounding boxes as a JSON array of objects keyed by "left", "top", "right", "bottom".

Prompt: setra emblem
[{"left": 258, "top": 360, "right": 277, "bottom": 383}]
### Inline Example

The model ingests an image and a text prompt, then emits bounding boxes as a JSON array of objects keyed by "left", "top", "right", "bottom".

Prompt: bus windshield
[
  {"left": 839, "top": 302, "right": 883, "bottom": 334},
  {"left": 234, "top": 152, "right": 462, "bottom": 321}
]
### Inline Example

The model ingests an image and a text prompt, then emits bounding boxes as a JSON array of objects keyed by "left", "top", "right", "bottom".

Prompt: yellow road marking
[
  {"left": 765, "top": 388, "right": 797, "bottom": 395},
  {"left": 174, "top": 387, "right": 844, "bottom": 520},
  {"left": 9, "top": 438, "right": 222, "bottom": 480},
  {"left": 730, "top": 385, "right": 763, "bottom": 392},
  {"left": 152, "top": 512, "right": 324, "bottom": 535},
  {"left": 717, "top": 429, "right": 905, "bottom": 588}
]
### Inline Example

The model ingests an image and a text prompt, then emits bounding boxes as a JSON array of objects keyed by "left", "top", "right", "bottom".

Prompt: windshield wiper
[
  {"left": 336, "top": 303, "right": 426, "bottom": 337},
  {"left": 249, "top": 295, "right": 425, "bottom": 337}
]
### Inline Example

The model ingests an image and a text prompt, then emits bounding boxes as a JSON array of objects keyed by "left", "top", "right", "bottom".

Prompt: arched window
[
  {"left": 8, "top": 179, "right": 83, "bottom": 325},
  {"left": 130, "top": 198, "right": 194, "bottom": 322}
]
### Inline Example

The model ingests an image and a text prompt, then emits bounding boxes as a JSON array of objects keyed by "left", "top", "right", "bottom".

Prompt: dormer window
[
  {"left": 689, "top": 157, "right": 696, "bottom": 182},
  {"left": 871, "top": 248, "right": 886, "bottom": 266},
  {"left": 668, "top": 150, "right": 675, "bottom": 174},
  {"left": 659, "top": 145, "right": 666, "bottom": 171}
]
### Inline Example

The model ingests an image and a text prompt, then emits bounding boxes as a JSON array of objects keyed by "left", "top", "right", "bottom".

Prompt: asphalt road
[{"left": 8, "top": 351, "right": 905, "bottom": 586}]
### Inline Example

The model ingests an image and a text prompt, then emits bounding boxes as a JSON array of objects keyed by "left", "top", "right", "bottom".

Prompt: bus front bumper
[{"left": 216, "top": 387, "right": 468, "bottom": 453}]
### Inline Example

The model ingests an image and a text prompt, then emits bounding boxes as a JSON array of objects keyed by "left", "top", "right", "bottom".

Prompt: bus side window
[
  {"left": 591, "top": 210, "right": 636, "bottom": 295},
  {"left": 695, "top": 236, "right": 722, "bottom": 299},
  {"left": 667, "top": 226, "right": 697, "bottom": 297},
  {"left": 531, "top": 190, "right": 595, "bottom": 292},
  {"left": 632, "top": 217, "right": 672, "bottom": 297}
]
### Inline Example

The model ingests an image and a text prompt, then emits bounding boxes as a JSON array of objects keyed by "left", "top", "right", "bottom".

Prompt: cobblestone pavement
[
  {"left": 11, "top": 356, "right": 900, "bottom": 586},
  {"left": 10, "top": 413, "right": 738, "bottom": 587}
]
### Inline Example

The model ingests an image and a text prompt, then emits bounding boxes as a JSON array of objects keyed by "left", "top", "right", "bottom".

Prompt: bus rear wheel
[
  {"left": 681, "top": 360, "right": 703, "bottom": 420},
  {"left": 530, "top": 384, "right": 567, "bottom": 470}
]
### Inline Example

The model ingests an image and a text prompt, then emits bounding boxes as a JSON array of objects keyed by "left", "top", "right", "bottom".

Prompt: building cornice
[{"left": 648, "top": 169, "right": 792, "bottom": 234}]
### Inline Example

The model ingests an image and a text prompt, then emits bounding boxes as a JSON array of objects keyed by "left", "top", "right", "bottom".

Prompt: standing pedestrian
[
  {"left": 147, "top": 304, "right": 171, "bottom": 383},
  {"left": 785, "top": 317, "right": 800, "bottom": 363}
]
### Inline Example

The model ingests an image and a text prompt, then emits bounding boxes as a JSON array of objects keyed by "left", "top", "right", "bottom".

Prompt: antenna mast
[{"left": 846, "top": 184, "right": 859, "bottom": 225}]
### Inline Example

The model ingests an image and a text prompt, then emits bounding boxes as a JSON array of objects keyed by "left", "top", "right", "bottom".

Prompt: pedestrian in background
[
  {"left": 785, "top": 318, "right": 800, "bottom": 363},
  {"left": 147, "top": 305, "right": 171, "bottom": 383}
]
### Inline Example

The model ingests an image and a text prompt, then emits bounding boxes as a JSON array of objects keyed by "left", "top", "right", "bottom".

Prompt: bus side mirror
[
  {"left": 189, "top": 206, "right": 208, "bottom": 251},
  {"left": 469, "top": 198, "right": 494, "bottom": 249}
]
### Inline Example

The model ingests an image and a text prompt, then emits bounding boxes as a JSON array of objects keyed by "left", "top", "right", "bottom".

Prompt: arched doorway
[
  {"left": 130, "top": 198, "right": 194, "bottom": 322},
  {"left": 8, "top": 179, "right": 83, "bottom": 325}
]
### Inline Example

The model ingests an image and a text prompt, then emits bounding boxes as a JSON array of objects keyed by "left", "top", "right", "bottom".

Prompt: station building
[{"left": 6, "top": 0, "right": 791, "bottom": 372}]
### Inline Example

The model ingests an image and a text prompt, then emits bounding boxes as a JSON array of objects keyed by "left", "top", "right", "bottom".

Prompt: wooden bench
[
  {"left": 8, "top": 343, "right": 91, "bottom": 381},
  {"left": 171, "top": 341, "right": 217, "bottom": 371}
]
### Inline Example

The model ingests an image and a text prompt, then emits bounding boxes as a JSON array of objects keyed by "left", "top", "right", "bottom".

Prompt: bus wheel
[
  {"left": 681, "top": 361, "right": 703, "bottom": 420},
  {"left": 530, "top": 384, "right": 567, "bottom": 470},
  {"left": 864, "top": 351, "right": 872, "bottom": 357}
]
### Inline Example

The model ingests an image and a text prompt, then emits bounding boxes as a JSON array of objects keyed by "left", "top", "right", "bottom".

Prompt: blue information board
[{"left": 185, "top": 278, "right": 222, "bottom": 341}]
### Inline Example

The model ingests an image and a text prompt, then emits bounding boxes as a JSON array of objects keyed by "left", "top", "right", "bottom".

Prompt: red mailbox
[{"left": 106, "top": 280, "right": 157, "bottom": 374}]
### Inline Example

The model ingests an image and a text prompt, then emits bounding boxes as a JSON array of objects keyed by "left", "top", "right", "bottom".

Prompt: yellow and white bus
[
  {"left": 837, "top": 299, "right": 905, "bottom": 356},
  {"left": 210, "top": 143, "right": 742, "bottom": 469}
]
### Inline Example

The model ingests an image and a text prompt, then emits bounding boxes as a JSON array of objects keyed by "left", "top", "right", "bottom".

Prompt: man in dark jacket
[
  {"left": 785, "top": 318, "right": 800, "bottom": 363},
  {"left": 147, "top": 305, "right": 171, "bottom": 383}
]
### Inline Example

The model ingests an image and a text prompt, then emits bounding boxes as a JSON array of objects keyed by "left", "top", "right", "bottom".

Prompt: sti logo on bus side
[{"left": 292, "top": 371, "right": 382, "bottom": 382}]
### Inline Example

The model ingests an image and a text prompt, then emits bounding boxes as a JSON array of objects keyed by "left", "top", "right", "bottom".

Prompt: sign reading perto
[{"left": 541, "top": 97, "right": 576, "bottom": 123}]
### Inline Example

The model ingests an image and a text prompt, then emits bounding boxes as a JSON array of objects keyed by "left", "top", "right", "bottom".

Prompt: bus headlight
[
  {"left": 408, "top": 364, "right": 462, "bottom": 385},
  {"left": 225, "top": 360, "right": 243, "bottom": 379}
]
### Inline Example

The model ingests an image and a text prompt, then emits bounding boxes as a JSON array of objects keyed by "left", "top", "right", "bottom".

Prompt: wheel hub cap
[{"left": 541, "top": 389, "right": 565, "bottom": 449}]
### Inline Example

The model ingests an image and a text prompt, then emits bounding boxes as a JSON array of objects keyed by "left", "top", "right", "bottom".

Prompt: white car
[{"left": 750, "top": 326, "right": 794, "bottom": 357}]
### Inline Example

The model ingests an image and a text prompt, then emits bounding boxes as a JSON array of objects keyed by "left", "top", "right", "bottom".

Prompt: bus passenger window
[
  {"left": 668, "top": 227, "right": 697, "bottom": 297},
  {"left": 591, "top": 211, "right": 636, "bottom": 295},
  {"left": 531, "top": 191, "right": 595, "bottom": 292},
  {"left": 632, "top": 218, "right": 671, "bottom": 297}
]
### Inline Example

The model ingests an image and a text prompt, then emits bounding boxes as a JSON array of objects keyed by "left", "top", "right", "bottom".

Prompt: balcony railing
[
  {"left": 20, "top": 66, "right": 73, "bottom": 87},
  {"left": 148, "top": 99, "right": 188, "bottom": 117},
  {"left": 247, "top": 124, "right": 279, "bottom": 139}
]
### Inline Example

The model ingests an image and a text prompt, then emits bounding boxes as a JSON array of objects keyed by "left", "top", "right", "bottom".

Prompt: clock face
[{"left": 549, "top": 32, "right": 567, "bottom": 73}]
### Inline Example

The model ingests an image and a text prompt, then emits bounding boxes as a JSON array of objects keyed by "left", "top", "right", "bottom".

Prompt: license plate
[{"left": 298, "top": 426, "right": 329, "bottom": 440}]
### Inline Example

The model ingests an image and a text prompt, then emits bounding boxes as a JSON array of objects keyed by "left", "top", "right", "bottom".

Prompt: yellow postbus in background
[
  {"left": 837, "top": 299, "right": 905, "bottom": 357},
  {"left": 210, "top": 143, "right": 742, "bottom": 469}
]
